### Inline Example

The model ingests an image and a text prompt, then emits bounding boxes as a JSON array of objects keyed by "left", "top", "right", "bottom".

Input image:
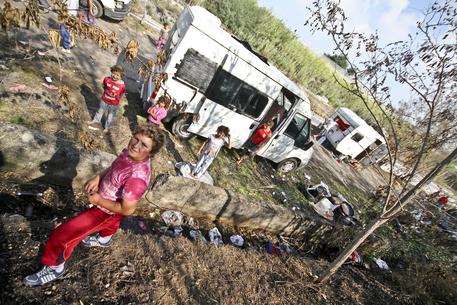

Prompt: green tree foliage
[
  {"left": 199, "top": 0, "right": 371, "bottom": 119},
  {"left": 324, "top": 53, "right": 349, "bottom": 69}
]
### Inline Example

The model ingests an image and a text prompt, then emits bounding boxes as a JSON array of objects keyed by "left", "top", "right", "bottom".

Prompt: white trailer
[
  {"left": 158, "top": 6, "right": 315, "bottom": 173},
  {"left": 324, "top": 108, "right": 387, "bottom": 166}
]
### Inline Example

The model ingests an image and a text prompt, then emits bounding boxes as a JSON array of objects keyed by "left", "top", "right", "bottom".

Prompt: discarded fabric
[
  {"left": 189, "top": 230, "right": 208, "bottom": 243},
  {"left": 373, "top": 258, "right": 389, "bottom": 270},
  {"left": 209, "top": 227, "right": 223, "bottom": 245},
  {"left": 229, "top": 235, "right": 244, "bottom": 247},
  {"left": 8, "top": 83, "right": 26, "bottom": 93},
  {"left": 161, "top": 210, "right": 183, "bottom": 227}
]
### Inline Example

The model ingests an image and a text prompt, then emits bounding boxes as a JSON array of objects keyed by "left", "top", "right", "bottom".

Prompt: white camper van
[
  {"left": 157, "top": 6, "right": 315, "bottom": 173},
  {"left": 324, "top": 108, "right": 387, "bottom": 166}
]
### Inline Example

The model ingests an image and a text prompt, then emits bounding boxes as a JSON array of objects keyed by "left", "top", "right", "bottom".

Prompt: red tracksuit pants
[{"left": 41, "top": 206, "right": 123, "bottom": 266}]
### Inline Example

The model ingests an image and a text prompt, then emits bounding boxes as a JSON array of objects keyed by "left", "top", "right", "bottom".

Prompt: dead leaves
[
  {"left": 47, "top": 29, "right": 61, "bottom": 48},
  {"left": 0, "top": 2, "right": 23, "bottom": 29},
  {"left": 125, "top": 39, "right": 139, "bottom": 64},
  {"left": 79, "top": 131, "right": 96, "bottom": 150}
]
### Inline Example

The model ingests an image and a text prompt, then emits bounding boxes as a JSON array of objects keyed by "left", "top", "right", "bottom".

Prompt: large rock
[
  {"left": 0, "top": 123, "right": 115, "bottom": 189},
  {"left": 148, "top": 174, "right": 340, "bottom": 238}
]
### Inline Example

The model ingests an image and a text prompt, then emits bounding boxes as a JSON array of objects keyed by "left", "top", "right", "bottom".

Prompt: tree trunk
[
  {"left": 316, "top": 147, "right": 457, "bottom": 283},
  {"left": 316, "top": 218, "right": 388, "bottom": 283}
]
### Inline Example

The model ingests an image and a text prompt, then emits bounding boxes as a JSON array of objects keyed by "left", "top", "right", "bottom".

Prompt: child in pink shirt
[{"left": 148, "top": 95, "right": 170, "bottom": 126}]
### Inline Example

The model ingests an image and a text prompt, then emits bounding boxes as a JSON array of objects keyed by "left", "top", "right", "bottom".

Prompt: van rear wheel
[
  {"left": 277, "top": 158, "right": 298, "bottom": 173},
  {"left": 172, "top": 115, "right": 193, "bottom": 139}
]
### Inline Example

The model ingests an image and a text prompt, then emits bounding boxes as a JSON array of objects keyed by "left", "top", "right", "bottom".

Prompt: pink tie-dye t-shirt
[{"left": 97, "top": 149, "right": 151, "bottom": 214}]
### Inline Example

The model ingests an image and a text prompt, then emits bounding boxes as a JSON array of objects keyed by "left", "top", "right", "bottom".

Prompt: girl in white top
[{"left": 191, "top": 126, "right": 231, "bottom": 178}]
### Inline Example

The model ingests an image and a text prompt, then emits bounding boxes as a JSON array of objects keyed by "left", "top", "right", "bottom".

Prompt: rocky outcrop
[
  {"left": 147, "top": 174, "right": 340, "bottom": 239},
  {"left": 0, "top": 123, "right": 346, "bottom": 241},
  {"left": 0, "top": 123, "right": 115, "bottom": 189}
]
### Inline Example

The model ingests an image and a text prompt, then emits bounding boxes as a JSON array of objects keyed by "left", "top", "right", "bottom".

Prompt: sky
[{"left": 257, "top": 0, "right": 432, "bottom": 102}]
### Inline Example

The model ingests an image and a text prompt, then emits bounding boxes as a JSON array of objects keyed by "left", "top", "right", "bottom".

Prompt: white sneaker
[{"left": 24, "top": 265, "right": 66, "bottom": 287}]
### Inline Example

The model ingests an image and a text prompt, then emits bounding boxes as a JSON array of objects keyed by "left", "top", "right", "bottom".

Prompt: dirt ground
[
  {"left": 0, "top": 4, "right": 423, "bottom": 305},
  {"left": 0, "top": 180, "right": 413, "bottom": 305}
]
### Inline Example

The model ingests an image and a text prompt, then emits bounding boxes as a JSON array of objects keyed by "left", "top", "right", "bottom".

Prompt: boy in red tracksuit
[
  {"left": 24, "top": 125, "right": 165, "bottom": 287},
  {"left": 236, "top": 119, "right": 274, "bottom": 165},
  {"left": 89, "top": 65, "right": 126, "bottom": 133}
]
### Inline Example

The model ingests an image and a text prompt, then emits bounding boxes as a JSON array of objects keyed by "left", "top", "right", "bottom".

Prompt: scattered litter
[
  {"left": 281, "top": 191, "right": 286, "bottom": 196},
  {"left": 270, "top": 175, "right": 274, "bottom": 178},
  {"left": 161, "top": 210, "right": 183, "bottom": 227},
  {"left": 209, "top": 227, "right": 223, "bottom": 245},
  {"left": 373, "top": 258, "right": 389, "bottom": 270},
  {"left": 292, "top": 206, "right": 300, "bottom": 211},
  {"left": 160, "top": 226, "right": 183, "bottom": 237},
  {"left": 41, "top": 83, "right": 59, "bottom": 90},
  {"left": 265, "top": 241, "right": 283, "bottom": 255},
  {"left": 7, "top": 83, "right": 26, "bottom": 93},
  {"left": 88, "top": 125, "right": 99, "bottom": 131},
  {"left": 18, "top": 40, "right": 28, "bottom": 45},
  {"left": 279, "top": 243, "right": 295, "bottom": 254},
  {"left": 37, "top": 50, "right": 47, "bottom": 56},
  {"left": 138, "top": 220, "right": 148, "bottom": 231},
  {"left": 45, "top": 76, "right": 53, "bottom": 83},
  {"left": 304, "top": 174, "right": 311, "bottom": 180},
  {"left": 230, "top": 235, "right": 244, "bottom": 247},
  {"left": 189, "top": 230, "right": 208, "bottom": 243},
  {"left": 312, "top": 198, "right": 336, "bottom": 220},
  {"left": 167, "top": 160, "right": 172, "bottom": 164},
  {"left": 347, "top": 251, "right": 363, "bottom": 265},
  {"left": 0, "top": 64, "right": 8, "bottom": 70},
  {"left": 120, "top": 262, "right": 135, "bottom": 276}
]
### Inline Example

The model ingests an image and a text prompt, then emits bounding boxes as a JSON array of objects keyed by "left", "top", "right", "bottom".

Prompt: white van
[
  {"left": 80, "top": 0, "right": 132, "bottom": 20},
  {"left": 158, "top": 6, "right": 315, "bottom": 173},
  {"left": 324, "top": 107, "right": 387, "bottom": 166}
]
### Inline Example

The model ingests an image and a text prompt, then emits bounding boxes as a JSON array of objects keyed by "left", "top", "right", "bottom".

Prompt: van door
[
  {"left": 188, "top": 68, "right": 270, "bottom": 148},
  {"left": 259, "top": 112, "right": 311, "bottom": 162}
]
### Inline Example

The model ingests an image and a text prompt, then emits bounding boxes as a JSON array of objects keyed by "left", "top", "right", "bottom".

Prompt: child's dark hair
[
  {"left": 216, "top": 125, "right": 230, "bottom": 136},
  {"left": 264, "top": 119, "right": 275, "bottom": 128},
  {"left": 158, "top": 95, "right": 171, "bottom": 108},
  {"left": 110, "top": 65, "right": 124, "bottom": 77},
  {"left": 135, "top": 124, "right": 166, "bottom": 155}
]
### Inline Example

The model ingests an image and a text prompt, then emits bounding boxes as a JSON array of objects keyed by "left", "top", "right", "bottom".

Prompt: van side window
[
  {"left": 207, "top": 69, "right": 269, "bottom": 118},
  {"left": 351, "top": 133, "right": 364, "bottom": 142},
  {"left": 175, "top": 49, "right": 219, "bottom": 91},
  {"left": 284, "top": 113, "right": 311, "bottom": 148}
]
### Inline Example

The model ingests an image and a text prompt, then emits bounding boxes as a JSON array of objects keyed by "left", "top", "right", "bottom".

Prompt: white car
[{"left": 80, "top": 0, "right": 132, "bottom": 20}]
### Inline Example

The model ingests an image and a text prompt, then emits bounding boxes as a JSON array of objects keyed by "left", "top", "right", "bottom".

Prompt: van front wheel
[
  {"left": 277, "top": 158, "right": 298, "bottom": 173},
  {"left": 172, "top": 115, "right": 193, "bottom": 139}
]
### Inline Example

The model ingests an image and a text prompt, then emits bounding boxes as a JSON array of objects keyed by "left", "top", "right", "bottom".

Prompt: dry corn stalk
[
  {"left": 24, "top": 1, "right": 40, "bottom": 29},
  {"left": 0, "top": 2, "right": 22, "bottom": 29},
  {"left": 79, "top": 131, "right": 95, "bottom": 150},
  {"left": 48, "top": 29, "right": 61, "bottom": 48},
  {"left": 58, "top": 85, "right": 70, "bottom": 106},
  {"left": 125, "top": 39, "right": 139, "bottom": 64}
]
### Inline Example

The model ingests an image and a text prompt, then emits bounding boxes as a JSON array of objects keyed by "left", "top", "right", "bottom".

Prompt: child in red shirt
[
  {"left": 236, "top": 119, "right": 274, "bottom": 165},
  {"left": 24, "top": 125, "right": 166, "bottom": 287},
  {"left": 89, "top": 65, "right": 126, "bottom": 133}
]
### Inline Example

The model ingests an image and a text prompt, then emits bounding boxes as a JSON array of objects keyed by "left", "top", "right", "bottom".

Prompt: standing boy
[
  {"left": 24, "top": 125, "right": 165, "bottom": 287},
  {"left": 89, "top": 65, "right": 127, "bottom": 133}
]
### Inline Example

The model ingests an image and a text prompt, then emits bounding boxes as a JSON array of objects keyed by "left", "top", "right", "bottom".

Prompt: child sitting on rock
[{"left": 191, "top": 126, "right": 231, "bottom": 178}]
